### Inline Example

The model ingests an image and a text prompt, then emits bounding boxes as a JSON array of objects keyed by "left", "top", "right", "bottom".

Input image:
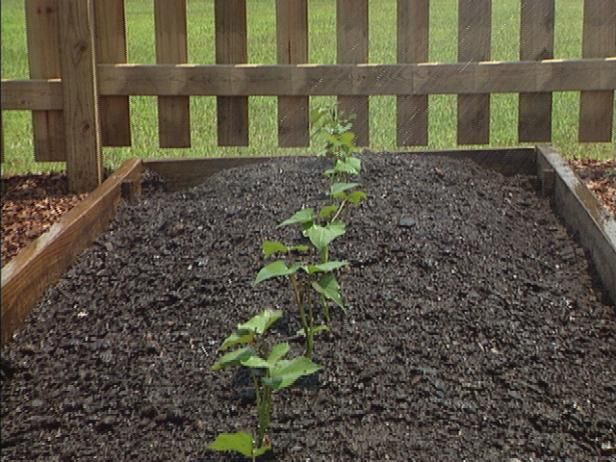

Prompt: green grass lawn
[{"left": 1, "top": 0, "right": 614, "bottom": 175}]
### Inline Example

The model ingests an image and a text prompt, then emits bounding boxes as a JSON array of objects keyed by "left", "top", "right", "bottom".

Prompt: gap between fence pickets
[
  {"left": 536, "top": 145, "right": 616, "bottom": 308},
  {"left": 0, "top": 159, "right": 143, "bottom": 346}
]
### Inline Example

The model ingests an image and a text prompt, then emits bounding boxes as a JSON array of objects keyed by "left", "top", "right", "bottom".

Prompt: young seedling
[
  {"left": 209, "top": 309, "right": 321, "bottom": 460},
  {"left": 255, "top": 243, "right": 347, "bottom": 358}
]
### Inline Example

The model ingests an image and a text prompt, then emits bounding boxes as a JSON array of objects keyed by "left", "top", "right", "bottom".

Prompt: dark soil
[{"left": 1, "top": 154, "right": 615, "bottom": 461}]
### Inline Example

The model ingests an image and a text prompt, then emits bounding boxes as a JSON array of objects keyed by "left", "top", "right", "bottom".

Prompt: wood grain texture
[
  {"left": 337, "top": 0, "right": 369, "bottom": 146},
  {"left": 1, "top": 79, "right": 63, "bottom": 110},
  {"left": 94, "top": 0, "right": 131, "bottom": 146},
  {"left": 276, "top": 0, "right": 309, "bottom": 147},
  {"left": 518, "top": 0, "right": 554, "bottom": 142},
  {"left": 457, "top": 0, "right": 492, "bottom": 145},
  {"left": 25, "top": 0, "right": 66, "bottom": 161},
  {"left": 397, "top": 0, "right": 429, "bottom": 146},
  {"left": 215, "top": 0, "right": 248, "bottom": 146},
  {"left": 0, "top": 159, "right": 143, "bottom": 346},
  {"left": 97, "top": 59, "right": 616, "bottom": 96},
  {"left": 155, "top": 0, "right": 190, "bottom": 148},
  {"left": 58, "top": 0, "right": 102, "bottom": 193},
  {"left": 579, "top": 0, "right": 616, "bottom": 142}
]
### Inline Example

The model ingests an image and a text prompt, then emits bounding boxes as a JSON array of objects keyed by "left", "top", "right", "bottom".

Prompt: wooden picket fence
[{"left": 1, "top": 0, "right": 615, "bottom": 192}]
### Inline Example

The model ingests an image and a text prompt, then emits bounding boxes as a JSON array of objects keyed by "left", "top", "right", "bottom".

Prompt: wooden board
[
  {"left": 457, "top": 0, "right": 491, "bottom": 145},
  {"left": 397, "top": 0, "right": 429, "bottom": 146},
  {"left": 58, "top": 0, "right": 102, "bottom": 193},
  {"left": 94, "top": 0, "right": 131, "bottom": 147},
  {"left": 0, "top": 159, "right": 143, "bottom": 346},
  {"left": 145, "top": 157, "right": 281, "bottom": 191},
  {"left": 1, "top": 79, "right": 63, "bottom": 110},
  {"left": 337, "top": 0, "right": 369, "bottom": 146},
  {"left": 154, "top": 0, "right": 190, "bottom": 148},
  {"left": 25, "top": 0, "right": 65, "bottom": 161},
  {"left": 536, "top": 145, "right": 616, "bottom": 306},
  {"left": 215, "top": 0, "right": 248, "bottom": 146},
  {"left": 518, "top": 0, "right": 554, "bottom": 142},
  {"left": 276, "top": 0, "right": 309, "bottom": 147},
  {"left": 579, "top": 0, "right": 616, "bottom": 142},
  {"left": 96, "top": 59, "right": 616, "bottom": 97}
]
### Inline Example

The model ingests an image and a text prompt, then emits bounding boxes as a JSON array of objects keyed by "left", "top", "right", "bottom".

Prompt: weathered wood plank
[
  {"left": 276, "top": 0, "right": 309, "bottom": 147},
  {"left": 0, "top": 159, "right": 143, "bottom": 346},
  {"left": 58, "top": 0, "right": 102, "bottom": 193},
  {"left": 1, "top": 79, "right": 63, "bottom": 110},
  {"left": 397, "top": 0, "right": 429, "bottom": 146},
  {"left": 25, "top": 0, "right": 66, "bottom": 161},
  {"left": 518, "top": 0, "right": 554, "bottom": 142},
  {"left": 94, "top": 0, "right": 131, "bottom": 147},
  {"left": 96, "top": 59, "right": 616, "bottom": 96},
  {"left": 154, "top": 0, "right": 190, "bottom": 148},
  {"left": 145, "top": 157, "right": 281, "bottom": 191},
  {"left": 215, "top": 0, "right": 248, "bottom": 146},
  {"left": 337, "top": 0, "right": 369, "bottom": 146},
  {"left": 536, "top": 145, "right": 616, "bottom": 306},
  {"left": 457, "top": 0, "right": 491, "bottom": 145},
  {"left": 579, "top": 0, "right": 616, "bottom": 142}
]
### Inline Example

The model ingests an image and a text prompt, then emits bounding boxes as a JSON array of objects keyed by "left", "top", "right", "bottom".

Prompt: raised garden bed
[{"left": 1, "top": 148, "right": 615, "bottom": 461}]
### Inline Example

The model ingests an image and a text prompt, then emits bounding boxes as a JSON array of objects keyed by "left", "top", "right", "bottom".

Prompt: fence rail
[{"left": 1, "top": 0, "right": 615, "bottom": 192}]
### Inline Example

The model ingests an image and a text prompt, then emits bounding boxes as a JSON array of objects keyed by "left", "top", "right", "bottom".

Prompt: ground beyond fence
[{"left": 1, "top": 0, "right": 615, "bottom": 192}]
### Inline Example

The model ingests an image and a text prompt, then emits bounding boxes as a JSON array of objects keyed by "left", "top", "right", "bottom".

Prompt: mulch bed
[
  {"left": 1, "top": 173, "right": 86, "bottom": 265},
  {"left": 1, "top": 154, "right": 615, "bottom": 461},
  {"left": 569, "top": 158, "right": 616, "bottom": 216}
]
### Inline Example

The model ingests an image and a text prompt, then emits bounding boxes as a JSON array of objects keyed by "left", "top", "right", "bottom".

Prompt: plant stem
[
  {"left": 289, "top": 274, "right": 312, "bottom": 358},
  {"left": 331, "top": 199, "right": 348, "bottom": 224}
]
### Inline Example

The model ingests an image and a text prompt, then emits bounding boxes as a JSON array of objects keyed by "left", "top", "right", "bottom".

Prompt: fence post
[{"left": 58, "top": 0, "right": 102, "bottom": 193}]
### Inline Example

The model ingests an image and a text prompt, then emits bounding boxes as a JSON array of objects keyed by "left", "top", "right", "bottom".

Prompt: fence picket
[
  {"left": 58, "top": 0, "right": 102, "bottom": 193},
  {"left": 337, "top": 0, "right": 369, "bottom": 146},
  {"left": 579, "top": 0, "right": 616, "bottom": 142},
  {"left": 518, "top": 0, "right": 554, "bottom": 142},
  {"left": 457, "top": 0, "right": 491, "bottom": 145},
  {"left": 94, "top": 0, "right": 131, "bottom": 147},
  {"left": 276, "top": 0, "right": 309, "bottom": 147},
  {"left": 154, "top": 0, "right": 190, "bottom": 148},
  {"left": 215, "top": 0, "right": 248, "bottom": 146},
  {"left": 397, "top": 0, "right": 429, "bottom": 146},
  {"left": 25, "top": 0, "right": 66, "bottom": 161}
]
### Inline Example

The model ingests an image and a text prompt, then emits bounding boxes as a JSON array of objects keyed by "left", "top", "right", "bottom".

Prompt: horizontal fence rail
[{"left": 1, "top": 0, "right": 615, "bottom": 192}]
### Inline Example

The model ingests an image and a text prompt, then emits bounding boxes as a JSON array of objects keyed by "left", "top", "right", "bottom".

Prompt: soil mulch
[
  {"left": 1, "top": 154, "right": 615, "bottom": 461},
  {"left": 569, "top": 158, "right": 616, "bottom": 216},
  {"left": 1, "top": 173, "right": 86, "bottom": 265}
]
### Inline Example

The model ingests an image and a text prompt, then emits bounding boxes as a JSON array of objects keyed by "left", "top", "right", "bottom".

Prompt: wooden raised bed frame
[{"left": 2, "top": 146, "right": 615, "bottom": 346}]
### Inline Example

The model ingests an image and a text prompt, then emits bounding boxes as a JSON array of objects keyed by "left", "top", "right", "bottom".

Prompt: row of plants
[{"left": 208, "top": 108, "right": 367, "bottom": 460}]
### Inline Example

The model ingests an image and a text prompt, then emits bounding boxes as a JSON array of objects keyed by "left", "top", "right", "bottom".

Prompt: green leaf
[
  {"left": 254, "top": 261, "right": 299, "bottom": 285},
  {"left": 267, "top": 342, "right": 290, "bottom": 363},
  {"left": 312, "top": 273, "right": 344, "bottom": 308},
  {"left": 304, "top": 222, "right": 346, "bottom": 253},
  {"left": 304, "top": 260, "right": 348, "bottom": 274},
  {"left": 289, "top": 244, "right": 309, "bottom": 254},
  {"left": 334, "top": 157, "right": 361, "bottom": 175},
  {"left": 264, "top": 357, "right": 321, "bottom": 390},
  {"left": 330, "top": 182, "right": 360, "bottom": 199},
  {"left": 208, "top": 431, "right": 270, "bottom": 458},
  {"left": 220, "top": 331, "right": 255, "bottom": 351},
  {"left": 238, "top": 309, "right": 283, "bottom": 335},
  {"left": 241, "top": 356, "right": 271, "bottom": 370},
  {"left": 262, "top": 240, "right": 289, "bottom": 258},
  {"left": 319, "top": 204, "right": 338, "bottom": 220},
  {"left": 347, "top": 190, "right": 367, "bottom": 205},
  {"left": 278, "top": 208, "right": 315, "bottom": 228},
  {"left": 212, "top": 347, "right": 256, "bottom": 371}
]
